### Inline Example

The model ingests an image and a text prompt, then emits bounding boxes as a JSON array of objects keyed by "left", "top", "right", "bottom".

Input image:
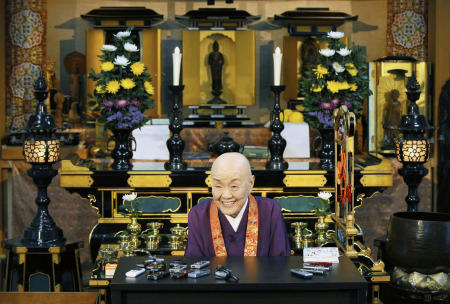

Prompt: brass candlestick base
[
  {"left": 315, "top": 216, "right": 329, "bottom": 246},
  {"left": 291, "top": 222, "right": 308, "bottom": 249},
  {"left": 144, "top": 234, "right": 161, "bottom": 251},
  {"left": 168, "top": 234, "right": 185, "bottom": 250},
  {"left": 302, "top": 233, "right": 314, "bottom": 248}
]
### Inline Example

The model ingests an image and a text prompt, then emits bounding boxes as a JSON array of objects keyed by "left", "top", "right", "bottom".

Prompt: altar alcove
[
  {"left": 271, "top": 8, "right": 357, "bottom": 103},
  {"left": 368, "top": 58, "right": 430, "bottom": 154},
  {"left": 82, "top": 7, "right": 163, "bottom": 120},
  {"left": 182, "top": 30, "right": 255, "bottom": 107}
]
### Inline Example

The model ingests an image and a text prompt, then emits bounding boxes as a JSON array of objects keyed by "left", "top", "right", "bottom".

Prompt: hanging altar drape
[
  {"left": 6, "top": 0, "right": 47, "bottom": 130},
  {"left": 386, "top": 0, "right": 427, "bottom": 61}
]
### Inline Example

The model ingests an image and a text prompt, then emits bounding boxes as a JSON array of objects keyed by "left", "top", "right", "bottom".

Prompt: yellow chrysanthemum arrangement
[
  {"left": 88, "top": 26, "right": 154, "bottom": 130},
  {"left": 299, "top": 31, "right": 371, "bottom": 128}
]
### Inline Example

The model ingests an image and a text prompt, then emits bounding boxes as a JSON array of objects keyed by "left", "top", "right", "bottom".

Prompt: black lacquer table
[{"left": 110, "top": 255, "right": 367, "bottom": 304}]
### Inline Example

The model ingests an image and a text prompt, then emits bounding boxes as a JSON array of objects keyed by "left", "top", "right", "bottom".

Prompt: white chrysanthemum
[
  {"left": 332, "top": 62, "right": 345, "bottom": 73},
  {"left": 123, "top": 192, "right": 137, "bottom": 201},
  {"left": 101, "top": 44, "right": 117, "bottom": 52},
  {"left": 319, "top": 48, "right": 335, "bottom": 57},
  {"left": 327, "top": 31, "right": 345, "bottom": 39},
  {"left": 124, "top": 42, "right": 139, "bottom": 52},
  {"left": 114, "top": 55, "right": 130, "bottom": 66},
  {"left": 318, "top": 191, "right": 332, "bottom": 201},
  {"left": 114, "top": 30, "right": 131, "bottom": 39},
  {"left": 337, "top": 48, "right": 352, "bottom": 56}
]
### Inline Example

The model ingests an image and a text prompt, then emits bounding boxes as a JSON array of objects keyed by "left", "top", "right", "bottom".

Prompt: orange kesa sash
[{"left": 210, "top": 195, "right": 259, "bottom": 256}]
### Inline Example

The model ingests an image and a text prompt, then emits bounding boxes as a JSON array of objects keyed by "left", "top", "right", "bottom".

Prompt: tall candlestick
[
  {"left": 172, "top": 47, "right": 182, "bottom": 86},
  {"left": 273, "top": 47, "right": 282, "bottom": 86}
]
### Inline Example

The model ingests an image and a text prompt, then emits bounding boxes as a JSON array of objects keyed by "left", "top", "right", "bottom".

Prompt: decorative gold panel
[
  {"left": 60, "top": 160, "right": 92, "bottom": 172},
  {"left": 60, "top": 176, "right": 94, "bottom": 188},
  {"left": 127, "top": 175, "right": 172, "bottom": 188},
  {"left": 170, "top": 214, "right": 188, "bottom": 224},
  {"left": 89, "top": 280, "right": 110, "bottom": 287},
  {"left": 126, "top": 20, "right": 144, "bottom": 26},
  {"left": 361, "top": 175, "right": 393, "bottom": 187},
  {"left": 283, "top": 175, "right": 327, "bottom": 187},
  {"left": 101, "top": 20, "right": 118, "bottom": 26}
]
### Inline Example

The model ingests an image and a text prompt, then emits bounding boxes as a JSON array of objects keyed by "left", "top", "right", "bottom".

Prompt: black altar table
[{"left": 110, "top": 255, "right": 367, "bottom": 304}]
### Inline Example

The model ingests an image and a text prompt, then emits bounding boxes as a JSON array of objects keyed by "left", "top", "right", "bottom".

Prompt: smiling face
[{"left": 211, "top": 153, "right": 255, "bottom": 218}]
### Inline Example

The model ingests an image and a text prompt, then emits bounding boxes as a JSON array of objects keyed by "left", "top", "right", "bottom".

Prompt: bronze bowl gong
[{"left": 385, "top": 211, "right": 450, "bottom": 274}]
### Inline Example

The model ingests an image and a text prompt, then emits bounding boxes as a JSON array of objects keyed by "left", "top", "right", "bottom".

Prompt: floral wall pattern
[
  {"left": 386, "top": 0, "right": 427, "bottom": 61},
  {"left": 6, "top": 0, "right": 47, "bottom": 131}
]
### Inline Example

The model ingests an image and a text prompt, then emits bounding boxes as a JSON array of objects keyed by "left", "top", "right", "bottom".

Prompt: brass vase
[{"left": 127, "top": 216, "right": 141, "bottom": 251}]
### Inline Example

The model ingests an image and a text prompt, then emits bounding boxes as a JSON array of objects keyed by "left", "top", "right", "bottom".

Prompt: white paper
[
  {"left": 303, "top": 247, "right": 340, "bottom": 263},
  {"left": 280, "top": 123, "right": 310, "bottom": 158},
  {"left": 132, "top": 125, "right": 170, "bottom": 160}
]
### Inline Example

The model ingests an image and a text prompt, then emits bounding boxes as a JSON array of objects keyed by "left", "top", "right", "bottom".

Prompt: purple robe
[{"left": 185, "top": 196, "right": 291, "bottom": 257}]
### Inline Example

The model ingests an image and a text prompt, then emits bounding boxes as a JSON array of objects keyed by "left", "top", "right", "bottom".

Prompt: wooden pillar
[{"left": 0, "top": 0, "right": 5, "bottom": 142}]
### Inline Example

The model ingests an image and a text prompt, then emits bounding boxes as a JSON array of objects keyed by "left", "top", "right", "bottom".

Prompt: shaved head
[
  {"left": 211, "top": 152, "right": 252, "bottom": 180},
  {"left": 210, "top": 153, "right": 255, "bottom": 218}
]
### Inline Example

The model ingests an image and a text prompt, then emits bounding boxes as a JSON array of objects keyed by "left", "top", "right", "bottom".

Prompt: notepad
[{"left": 303, "top": 247, "right": 339, "bottom": 263}]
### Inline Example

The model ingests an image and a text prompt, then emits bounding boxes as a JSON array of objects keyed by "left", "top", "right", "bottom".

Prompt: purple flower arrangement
[
  {"left": 308, "top": 111, "right": 334, "bottom": 128},
  {"left": 104, "top": 99, "right": 146, "bottom": 130}
]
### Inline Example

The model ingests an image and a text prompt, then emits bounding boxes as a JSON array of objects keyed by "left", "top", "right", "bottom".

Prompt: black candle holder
[
  {"left": 266, "top": 85, "right": 288, "bottom": 170},
  {"left": 165, "top": 85, "right": 187, "bottom": 170}
]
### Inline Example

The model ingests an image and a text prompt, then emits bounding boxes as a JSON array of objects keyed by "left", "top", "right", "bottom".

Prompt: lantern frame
[
  {"left": 21, "top": 75, "right": 65, "bottom": 247},
  {"left": 394, "top": 72, "right": 433, "bottom": 212}
]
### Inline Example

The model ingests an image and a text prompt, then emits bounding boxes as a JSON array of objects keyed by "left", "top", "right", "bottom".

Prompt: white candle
[
  {"left": 273, "top": 47, "right": 282, "bottom": 86},
  {"left": 172, "top": 47, "right": 182, "bottom": 86}
]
